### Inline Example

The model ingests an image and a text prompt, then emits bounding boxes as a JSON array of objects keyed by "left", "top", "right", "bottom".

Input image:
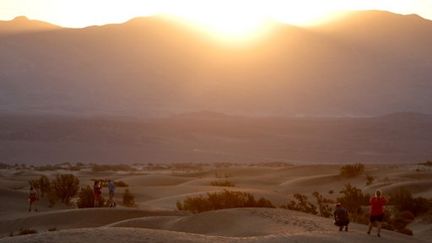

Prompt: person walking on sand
[
  {"left": 93, "top": 180, "right": 102, "bottom": 207},
  {"left": 334, "top": 202, "right": 349, "bottom": 231},
  {"left": 367, "top": 190, "right": 388, "bottom": 237},
  {"left": 28, "top": 186, "right": 38, "bottom": 212},
  {"left": 107, "top": 179, "right": 116, "bottom": 207}
]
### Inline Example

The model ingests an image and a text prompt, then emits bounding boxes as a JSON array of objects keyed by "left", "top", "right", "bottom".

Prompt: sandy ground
[{"left": 0, "top": 164, "right": 431, "bottom": 242}]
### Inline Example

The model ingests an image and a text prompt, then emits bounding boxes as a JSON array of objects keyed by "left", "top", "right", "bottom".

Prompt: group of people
[
  {"left": 27, "top": 179, "right": 117, "bottom": 211},
  {"left": 93, "top": 179, "right": 116, "bottom": 207},
  {"left": 333, "top": 189, "right": 388, "bottom": 237}
]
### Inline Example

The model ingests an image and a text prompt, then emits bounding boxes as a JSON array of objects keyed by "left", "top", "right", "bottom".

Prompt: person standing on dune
[
  {"left": 367, "top": 190, "right": 388, "bottom": 237},
  {"left": 28, "top": 186, "right": 38, "bottom": 212},
  {"left": 107, "top": 179, "right": 116, "bottom": 207},
  {"left": 93, "top": 180, "right": 102, "bottom": 207}
]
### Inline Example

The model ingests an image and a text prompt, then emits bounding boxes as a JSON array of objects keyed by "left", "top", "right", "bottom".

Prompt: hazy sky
[{"left": 1, "top": 0, "right": 432, "bottom": 28}]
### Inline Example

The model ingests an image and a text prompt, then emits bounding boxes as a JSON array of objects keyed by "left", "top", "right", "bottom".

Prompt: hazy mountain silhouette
[
  {"left": 0, "top": 16, "right": 59, "bottom": 35},
  {"left": 0, "top": 10, "right": 431, "bottom": 117},
  {"left": 1, "top": 112, "right": 431, "bottom": 163}
]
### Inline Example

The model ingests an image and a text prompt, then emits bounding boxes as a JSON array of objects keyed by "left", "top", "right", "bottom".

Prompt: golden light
[{"left": 1, "top": 0, "right": 432, "bottom": 42}]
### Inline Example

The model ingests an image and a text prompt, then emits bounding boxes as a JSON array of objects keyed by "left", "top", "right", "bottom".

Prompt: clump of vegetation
[
  {"left": 282, "top": 193, "right": 318, "bottom": 215},
  {"left": 123, "top": 189, "right": 136, "bottom": 207},
  {"left": 29, "top": 175, "right": 51, "bottom": 198},
  {"left": 176, "top": 190, "right": 274, "bottom": 213},
  {"left": 418, "top": 161, "right": 432, "bottom": 166},
  {"left": 91, "top": 164, "right": 135, "bottom": 172},
  {"left": 390, "top": 188, "right": 431, "bottom": 216},
  {"left": 312, "top": 191, "right": 334, "bottom": 218},
  {"left": 18, "top": 228, "right": 38, "bottom": 236},
  {"left": 390, "top": 211, "right": 415, "bottom": 235},
  {"left": 51, "top": 174, "right": 80, "bottom": 205},
  {"left": 77, "top": 185, "right": 96, "bottom": 208},
  {"left": 47, "top": 227, "right": 57, "bottom": 232},
  {"left": 337, "top": 183, "right": 370, "bottom": 222},
  {"left": 114, "top": 180, "right": 129, "bottom": 187},
  {"left": 210, "top": 180, "right": 235, "bottom": 187},
  {"left": 340, "top": 163, "right": 365, "bottom": 177},
  {"left": 366, "top": 175, "right": 375, "bottom": 186}
]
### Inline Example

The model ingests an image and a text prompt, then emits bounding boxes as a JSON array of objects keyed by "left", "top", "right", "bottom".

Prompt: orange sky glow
[{"left": 1, "top": 0, "right": 432, "bottom": 40}]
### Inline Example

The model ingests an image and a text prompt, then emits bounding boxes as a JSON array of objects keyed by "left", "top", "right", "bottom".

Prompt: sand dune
[
  {"left": 2, "top": 208, "right": 425, "bottom": 243},
  {"left": 0, "top": 164, "right": 430, "bottom": 242}
]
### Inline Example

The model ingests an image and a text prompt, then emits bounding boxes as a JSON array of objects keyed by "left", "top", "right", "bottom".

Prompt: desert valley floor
[{"left": 0, "top": 163, "right": 431, "bottom": 242}]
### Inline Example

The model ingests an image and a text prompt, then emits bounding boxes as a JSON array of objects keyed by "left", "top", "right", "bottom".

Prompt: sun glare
[{"left": 2, "top": 0, "right": 432, "bottom": 42}]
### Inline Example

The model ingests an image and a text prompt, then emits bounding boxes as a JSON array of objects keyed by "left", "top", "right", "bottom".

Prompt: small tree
[
  {"left": 123, "top": 189, "right": 136, "bottom": 207},
  {"left": 51, "top": 174, "right": 80, "bottom": 205},
  {"left": 340, "top": 163, "right": 365, "bottom": 177}
]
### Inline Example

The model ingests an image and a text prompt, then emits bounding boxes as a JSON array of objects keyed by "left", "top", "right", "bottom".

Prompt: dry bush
[
  {"left": 114, "top": 180, "right": 128, "bottom": 187},
  {"left": 282, "top": 193, "right": 318, "bottom": 215},
  {"left": 390, "top": 188, "right": 431, "bottom": 216},
  {"left": 210, "top": 180, "right": 235, "bottom": 187},
  {"left": 312, "top": 192, "right": 333, "bottom": 218},
  {"left": 51, "top": 174, "right": 80, "bottom": 205},
  {"left": 18, "top": 228, "right": 37, "bottom": 235},
  {"left": 123, "top": 189, "right": 136, "bottom": 207},
  {"left": 340, "top": 163, "right": 365, "bottom": 177},
  {"left": 29, "top": 175, "right": 51, "bottom": 198},
  {"left": 177, "top": 190, "right": 274, "bottom": 213},
  {"left": 366, "top": 175, "right": 375, "bottom": 186},
  {"left": 77, "top": 186, "right": 95, "bottom": 208},
  {"left": 92, "top": 164, "right": 135, "bottom": 172}
]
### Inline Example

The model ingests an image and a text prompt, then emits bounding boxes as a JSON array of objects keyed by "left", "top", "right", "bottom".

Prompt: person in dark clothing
[{"left": 334, "top": 202, "right": 349, "bottom": 231}]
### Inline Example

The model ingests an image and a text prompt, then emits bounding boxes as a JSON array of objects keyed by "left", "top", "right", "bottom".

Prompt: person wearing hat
[{"left": 334, "top": 202, "right": 349, "bottom": 231}]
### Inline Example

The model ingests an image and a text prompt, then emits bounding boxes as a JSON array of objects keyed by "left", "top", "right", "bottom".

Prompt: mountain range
[{"left": 1, "top": 11, "right": 432, "bottom": 117}]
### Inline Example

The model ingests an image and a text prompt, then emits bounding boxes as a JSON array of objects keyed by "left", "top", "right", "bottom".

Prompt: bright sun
[{"left": 161, "top": 0, "right": 342, "bottom": 41}]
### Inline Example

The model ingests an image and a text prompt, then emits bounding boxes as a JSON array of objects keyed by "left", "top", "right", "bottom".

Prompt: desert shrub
[
  {"left": 0, "top": 162, "right": 11, "bottom": 169},
  {"left": 390, "top": 211, "right": 415, "bottom": 235},
  {"left": 340, "top": 163, "right": 365, "bottom": 177},
  {"left": 123, "top": 189, "right": 136, "bottom": 207},
  {"left": 282, "top": 193, "right": 318, "bottom": 215},
  {"left": 18, "top": 228, "right": 37, "bottom": 235},
  {"left": 366, "top": 175, "right": 375, "bottom": 186},
  {"left": 390, "top": 188, "right": 431, "bottom": 216},
  {"left": 210, "top": 180, "right": 235, "bottom": 187},
  {"left": 92, "top": 164, "right": 134, "bottom": 172},
  {"left": 77, "top": 186, "right": 95, "bottom": 208},
  {"left": 177, "top": 190, "right": 274, "bottom": 213},
  {"left": 418, "top": 161, "right": 432, "bottom": 166},
  {"left": 337, "top": 184, "right": 369, "bottom": 222},
  {"left": 51, "top": 174, "right": 80, "bottom": 205},
  {"left": 48, "top": 227, "right": 57, "bottom": 232},
  {"left": 328, "top": 190, "right": 334, "bottom": 194},
  {"left": 114, "top": 180, "right": 129, "bottom": 187},
  {"left": 312, "top": 192, "right": 333, "bottom": 218}
]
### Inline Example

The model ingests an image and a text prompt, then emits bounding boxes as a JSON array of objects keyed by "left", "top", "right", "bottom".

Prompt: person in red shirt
[{"left": 367, "top": 190, "right": 388, "bottom": 237}]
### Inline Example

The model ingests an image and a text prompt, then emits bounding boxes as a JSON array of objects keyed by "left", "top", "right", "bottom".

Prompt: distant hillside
[
  {"left": 0, "top": 16, "right": 59, "bottom": 35},
  {"left": 0, "top": 11, "right": 431, "bottom": 117},
  {"left": 0, "top": 112, "right": 431, "bottom": 163}
]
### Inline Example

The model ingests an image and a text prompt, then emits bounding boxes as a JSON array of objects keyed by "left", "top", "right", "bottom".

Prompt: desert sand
[{"left": 0, "top": 163, "right": 431, "bottom": 242}]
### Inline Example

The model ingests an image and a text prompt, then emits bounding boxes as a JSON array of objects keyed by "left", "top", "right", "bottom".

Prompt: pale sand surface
[{"left": 0, "top": 164, "right": 431, "bottom": 242}]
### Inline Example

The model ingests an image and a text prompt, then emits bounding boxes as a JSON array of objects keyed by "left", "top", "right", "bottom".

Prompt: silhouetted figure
[
  {"left": 334, "top": 202, "right": 349, "bottom": 231},
  {"left": 107, "top": 179, "right": 116, "bottom": 207},
  {"left": 367, "top": 190, "right": 388, "bottom": 237},
  {"left": 28, "top": 186, "right": 38, "bottom": 212},
  {"left": 93, "top": 180, "right": 102, "bottom": 207}
]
